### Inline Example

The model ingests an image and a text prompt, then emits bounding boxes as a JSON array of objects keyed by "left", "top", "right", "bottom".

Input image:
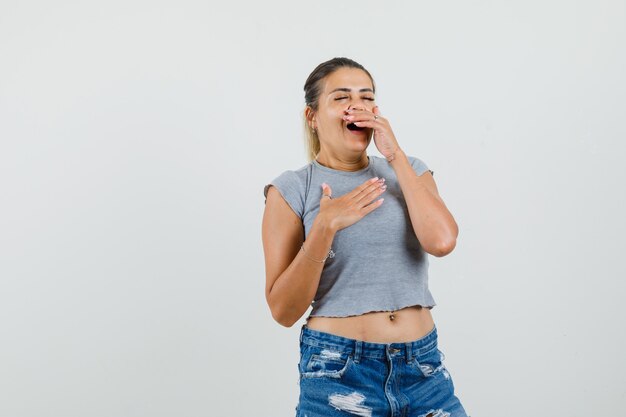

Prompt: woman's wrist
[
  {"left": 313, "top": 213, "right": 338, "bottom": 236},
  {"left": 385, "top": 146, "right": 401, "bottom": 162},
  {"left": 388, "top": 147, "right": 406, "bottom": 165},
  {"left": 298, "top": 215, "right": 337, "bottom": 265}
]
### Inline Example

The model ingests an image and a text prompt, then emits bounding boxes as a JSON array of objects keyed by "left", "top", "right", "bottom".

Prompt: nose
[{"left": 347, "top": 97, "right": 372, "bottom": 111}]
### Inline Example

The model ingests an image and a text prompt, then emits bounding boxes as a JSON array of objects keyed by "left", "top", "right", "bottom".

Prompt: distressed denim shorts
[{"left": 296, "top": 323, "right": 469, "bottom": 417}]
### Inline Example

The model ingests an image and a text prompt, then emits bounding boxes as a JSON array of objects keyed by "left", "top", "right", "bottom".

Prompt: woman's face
[{"left": 311, "top": 67, "right": 376, "bottom": 155}]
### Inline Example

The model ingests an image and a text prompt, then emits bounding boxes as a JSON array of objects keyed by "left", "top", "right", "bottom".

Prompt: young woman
[{"left": 262, "top": 57, "right": 469, "bottom": 417}]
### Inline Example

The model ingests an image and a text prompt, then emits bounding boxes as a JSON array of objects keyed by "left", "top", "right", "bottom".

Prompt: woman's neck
[{"left": 315, "top": 152, "right": 369, "bottom": 172}]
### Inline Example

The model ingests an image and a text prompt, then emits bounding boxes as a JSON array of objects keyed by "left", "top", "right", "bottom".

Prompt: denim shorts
[{"left": 296, "top": 323, "right": 469, "bottom": 417}]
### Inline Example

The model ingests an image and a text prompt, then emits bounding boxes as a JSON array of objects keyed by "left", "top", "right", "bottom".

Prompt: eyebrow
[{"left": 328, "top": 87, "right": 375, "bottom": 95}]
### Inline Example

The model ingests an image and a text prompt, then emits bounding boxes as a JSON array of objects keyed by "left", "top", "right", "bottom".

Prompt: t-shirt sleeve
[
  {"left": 263, "top": 171, "right": 304, "bottom": 219},
  {"left": 409, "top": 155, "right": 434, "bottom": 177}
]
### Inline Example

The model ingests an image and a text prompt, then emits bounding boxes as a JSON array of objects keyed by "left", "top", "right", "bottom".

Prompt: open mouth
[{"left": 346, "top": 122, "right": 366, "bottom": 131}]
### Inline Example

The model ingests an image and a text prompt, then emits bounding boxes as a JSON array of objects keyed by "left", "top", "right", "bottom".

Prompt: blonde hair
[{"left": 302, "top": 57, "right": 376, "bottom": 162}]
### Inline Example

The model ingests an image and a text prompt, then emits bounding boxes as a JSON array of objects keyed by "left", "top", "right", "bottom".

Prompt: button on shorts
[{"left": 296, "top": 323, "right": 469, "bottom": 417}]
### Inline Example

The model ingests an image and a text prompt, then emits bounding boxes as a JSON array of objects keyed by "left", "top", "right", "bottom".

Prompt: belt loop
[
  {"left": 406, "top": 342, "right": 412, "bottom": 364},
  {"left": 299, "top": 324, "right": 304, "bottom": 344},
  {"left": 354, "top": 340, "right": 362, "bottom": 363}
]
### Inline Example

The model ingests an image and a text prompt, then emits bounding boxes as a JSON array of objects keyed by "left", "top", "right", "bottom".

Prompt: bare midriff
[{"left": 305, "top": 304, "right": 435, "bottom": 344}]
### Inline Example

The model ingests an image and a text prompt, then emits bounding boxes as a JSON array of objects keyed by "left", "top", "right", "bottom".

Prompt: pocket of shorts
[
  {"left": 299, "top": 344, "right": 353, "bottom": 379},
  {"left": 410, "top": 345, "right": 448, "bottom": 378}
]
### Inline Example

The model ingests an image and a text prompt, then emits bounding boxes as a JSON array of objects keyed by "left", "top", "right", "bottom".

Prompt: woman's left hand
[{"left": 344, "top": 106, "right": 400, "bottom": 159}]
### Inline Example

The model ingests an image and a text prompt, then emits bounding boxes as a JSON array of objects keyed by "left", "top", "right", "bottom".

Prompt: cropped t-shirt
[{"left": 263, "top": 154, "right": 436, "bottom": 318}]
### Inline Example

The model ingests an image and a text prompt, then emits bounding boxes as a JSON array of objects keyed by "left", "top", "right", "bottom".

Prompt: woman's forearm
[
  {"left": 390, "top": 148, "right": 458, "bottom": 257},
  {"left": 268, "top": 215, "right": 336, "bottom": 327}
]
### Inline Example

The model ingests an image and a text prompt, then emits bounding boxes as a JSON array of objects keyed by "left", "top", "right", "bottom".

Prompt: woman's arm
[
  {"left": 345, "top": 106, "right": 457, "bottom": 256},
  {"left": 262, "top": 186, "right": 336, "bottom": 327},
  {"left": 390, "top": 148, "right": 458, "bottom": 257}
]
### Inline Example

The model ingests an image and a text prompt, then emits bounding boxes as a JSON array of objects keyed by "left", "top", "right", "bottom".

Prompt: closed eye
[{"left": 334, "top": 97, "right": 375, "bottom": 101}]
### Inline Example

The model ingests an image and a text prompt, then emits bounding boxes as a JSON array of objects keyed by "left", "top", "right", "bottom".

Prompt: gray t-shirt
[{"left": 263, "top": 154, "right": 436, "bottom": 318}]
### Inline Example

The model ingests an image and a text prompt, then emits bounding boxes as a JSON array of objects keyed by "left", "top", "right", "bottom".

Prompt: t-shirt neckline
[{"left": 312, "top": 155, "right": 373, "bottom": 175}]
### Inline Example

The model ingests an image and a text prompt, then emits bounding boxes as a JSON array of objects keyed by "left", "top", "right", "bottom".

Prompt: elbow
[
  {"left": 267, "top": 296, "right": 299, "bottom": 328},
  {"left": 271, "top": 307, "right": 298, "bottom": 328},
  {"left": 427, "top": 222, "right": 458, "bottom": 257},
  {"left": 428, "top": 238, "right": 457, "bottom": 258}
]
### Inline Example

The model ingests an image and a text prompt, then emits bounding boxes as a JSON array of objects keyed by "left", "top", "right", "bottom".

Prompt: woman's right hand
[{"left": 318, "top": 177, "right": 387, "bottom": 232}]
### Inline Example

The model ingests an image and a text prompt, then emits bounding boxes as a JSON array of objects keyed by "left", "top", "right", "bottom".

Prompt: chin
[{"left": 349, "top": 138, "right": 372, "bottom": 153}]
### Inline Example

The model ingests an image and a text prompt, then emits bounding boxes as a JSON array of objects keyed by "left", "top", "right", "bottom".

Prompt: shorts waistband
[{"left": 299, "top": 323, "right": 438, "bottom": 362}]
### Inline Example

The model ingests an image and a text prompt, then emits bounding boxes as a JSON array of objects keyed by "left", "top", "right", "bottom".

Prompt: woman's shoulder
[
  {"left": 263, "top": 162, "right": 312, "bottom": 199},
  {"left": 263, "top": 162, "right": 313, "bottom": 218}
]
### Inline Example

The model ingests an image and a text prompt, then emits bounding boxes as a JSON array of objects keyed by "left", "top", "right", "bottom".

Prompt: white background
[{"left": 1, "top": 1, "right": 624, "bottom": 416}]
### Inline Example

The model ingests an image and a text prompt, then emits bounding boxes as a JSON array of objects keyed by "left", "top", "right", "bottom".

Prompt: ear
[{"left": 305, "top": 106, "right": 316, "bottom": 127}]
